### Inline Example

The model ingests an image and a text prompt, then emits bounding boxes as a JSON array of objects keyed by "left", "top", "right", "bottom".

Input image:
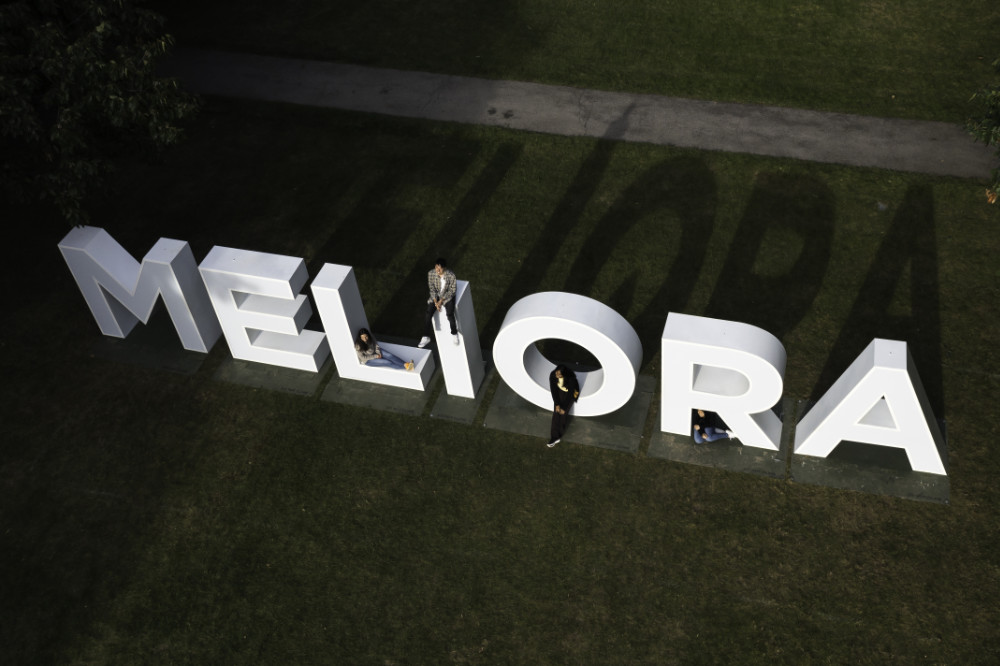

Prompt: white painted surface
[
  {"left": 311, "top": 263, "right": 433, "bottom": 390},
  {"left": 199, "top": 246, "right": 328, "bottom": 372},
  {"left": 794, "top": 339, "right": 947, "bottom": 475},
  {"left": 660, "top": 313, "right": 786, "bottom": 451},
  {"left": 58, "top": 226, "right": 221, "bottom": 352},
  {"left": 432, "top": 281, "right": 486, "bottom": 398},
  {"left": 493, "top": 292, "right": 642, "bottom": 417}
]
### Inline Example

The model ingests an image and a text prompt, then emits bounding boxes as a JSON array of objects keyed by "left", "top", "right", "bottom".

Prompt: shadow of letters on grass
[
  {"left": 814, "top": 184, "right": 943, "bottom": 416},
  {"left": 566, "top": 156, "right": 718, "bottom": 360},
  {"left": 705, "top": 172, "right": 834, "bottom": 341},
  {"left": 481, "top": 105, "right": 643, "bottom": 342}
]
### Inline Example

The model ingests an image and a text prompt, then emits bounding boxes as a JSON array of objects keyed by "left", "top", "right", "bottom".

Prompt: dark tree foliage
[
  {"left": 0, "top": 0, "right": 198, "bottom": 225},
  {"left": 968, "top": 56, "right": 1000, "bottom": 204}
]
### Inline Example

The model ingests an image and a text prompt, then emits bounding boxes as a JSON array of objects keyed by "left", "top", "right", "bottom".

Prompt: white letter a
[{"left": 794, "top": 339, "right": 946, "bottom": 475}]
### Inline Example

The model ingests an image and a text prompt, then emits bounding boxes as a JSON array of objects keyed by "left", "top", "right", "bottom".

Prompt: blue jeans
[
  {"left": 365, "top": 349, "right": 408, "bottom": 370},
  {"left": 693, "top": 426, "right": 730, "bottom": 444}
]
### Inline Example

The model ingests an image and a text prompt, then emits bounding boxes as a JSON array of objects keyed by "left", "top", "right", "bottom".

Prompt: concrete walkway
[{"left": 164, "top": 48, "right": 996, "bottom": 180}]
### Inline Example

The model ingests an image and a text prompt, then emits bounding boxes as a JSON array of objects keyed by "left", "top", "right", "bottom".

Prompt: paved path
[{"left": 164, "top": 48, "right": 996, "bottom": 180}]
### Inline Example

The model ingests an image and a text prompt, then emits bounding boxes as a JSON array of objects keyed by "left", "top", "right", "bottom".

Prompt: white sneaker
[
  {"left": 418, "top": 336, "right": 431, "bottom": 348},
  {"left": 453, "top": 333, "right": 460, "bottom": 346},
  {"left": 547, "top": 438, "right": 560, "bottom": 448}
]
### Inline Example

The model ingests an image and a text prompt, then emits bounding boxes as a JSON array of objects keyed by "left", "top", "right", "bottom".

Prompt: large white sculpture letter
[
  {"left": 661, "top": 313, "right": 786, "bottom": 450},
  {"left": 58, "top": 226, "right": 221, "bottom": 352},
  {"left": 311, "top": 263, "right": 434, "bottom": 390},
  {"left": 493, "top": 292, "right": 642, "bottom": 417},
  {"left": 199, "top": 246, "right": 329, "bottom": 372},
  {"left": 431, "top": 280, "right": 486, "bottom": 398},
  {"left": 794, "top": 339, "right": 946, "bottom": 475}
]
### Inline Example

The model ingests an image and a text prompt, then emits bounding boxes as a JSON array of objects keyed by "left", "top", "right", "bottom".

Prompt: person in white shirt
[{"left": 418, "top": 257, "right": 459, "bottom": 348}]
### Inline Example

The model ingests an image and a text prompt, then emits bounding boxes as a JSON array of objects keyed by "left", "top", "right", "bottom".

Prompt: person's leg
[
  {"left": 702, "top": 427, "right": 731, "bottom": 442},
  {"left": 378, "top": 349, "right": 407, "bottom": 369},
  {"left": 692, "top": 427, "right": 705, "bottom": 444},
  {"left": 365, "top": 358, "right": 395, "bottom": 368},
  {"left": 550, "top": 409, "right": 566, "bottom": 442},
  {"left": 423, "top": 301, "right": 437, "bottom": 338},
  {"left": 444, "top": 299, "right": 457, "bottom": 335}
]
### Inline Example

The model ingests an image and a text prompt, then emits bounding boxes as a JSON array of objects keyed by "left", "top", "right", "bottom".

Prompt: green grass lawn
[
  {"left": 2, "top": 98, "right": 999, "bottom": 664},
  {"left": 149, "top": 0, "right": 1000, "bottom": 123}
]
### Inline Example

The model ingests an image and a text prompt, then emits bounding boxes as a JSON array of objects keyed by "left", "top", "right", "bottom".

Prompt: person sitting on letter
[
  {"left": 418, "top": 257, "right": 459, "bottom": 348},
  {"left": 692, "top": 409, "right": 736, "bottom": 444},
  {"left": 356, "top": 328, "right": 414, "bottom": 371}
]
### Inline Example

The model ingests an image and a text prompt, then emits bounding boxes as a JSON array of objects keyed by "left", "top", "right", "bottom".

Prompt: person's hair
[
  {"left": 554, "top": 364, "right": 572, "bottom": 377},
  {"left": 356, "top": 327, "right": 373, "bottom": 352},
  {"left": 434, "top": 257, "right": 448, "bottom": 269}
]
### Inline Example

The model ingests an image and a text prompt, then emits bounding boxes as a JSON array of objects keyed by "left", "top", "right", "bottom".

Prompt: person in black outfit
[{"left": 548, "top": 365, "right": 579, "bottom": 447}]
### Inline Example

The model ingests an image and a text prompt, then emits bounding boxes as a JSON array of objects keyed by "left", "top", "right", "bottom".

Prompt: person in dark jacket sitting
[{"left": 692, "top": 409, "right": 736, "bottom": 443}]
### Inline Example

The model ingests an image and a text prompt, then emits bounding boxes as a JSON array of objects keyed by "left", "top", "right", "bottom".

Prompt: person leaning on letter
[{"left": 548, "top": 364, "right": 579, "bottom": 447}]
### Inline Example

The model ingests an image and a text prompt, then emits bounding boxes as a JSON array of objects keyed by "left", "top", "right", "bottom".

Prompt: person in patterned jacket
[{"left": 418, "top": 257, "right": 459, "bottom": 348}]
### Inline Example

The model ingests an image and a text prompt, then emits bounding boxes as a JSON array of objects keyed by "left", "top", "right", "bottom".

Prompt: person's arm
[
  {"left": 356, "top": 343, "right": 376, "bottom": 364},
  {"left": 427, "top": 270, "right": 437, "bottom": 304},
  {"left": 692, "top": 410, "right": 708, "bottom": 436},
  {"left": 439, "top": 270, "right": 457, "bottom": 304},
  {"left": 549, "top": 373, "right": 560, "bottom": 405},
  {"left": 692, "top": 424, "right": 704, "bottom": 444}
]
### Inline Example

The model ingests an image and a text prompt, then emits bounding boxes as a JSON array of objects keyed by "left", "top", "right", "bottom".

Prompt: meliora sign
[{"left": 59, "top": 226, "right": 948, "bottom": 476}]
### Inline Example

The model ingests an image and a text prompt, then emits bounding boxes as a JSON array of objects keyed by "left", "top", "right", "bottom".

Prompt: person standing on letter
[
  {"left": 548, "top": 364, "right": 579, "bottom": 447},
  {"left": 418, "top": 257, "right": 458, "bottom": 348}
]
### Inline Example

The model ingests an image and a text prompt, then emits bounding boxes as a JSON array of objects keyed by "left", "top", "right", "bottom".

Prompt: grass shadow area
[
  {"left": 430, "top": 364, "right": 495, "bottom": 425},
  {"left": 647, "top": 401, "right": 791, "bottom": 480},
  {"left": 214, "top": 356, "right": 331, "bottom": 397},
  {"left": 148, "top": 0, "right": 1000, "bottom": 121},
  {"left": 3, "top": 99, "right": 1000, "bottom": 664},
  {"left": 320, "top": 369, "right": 437, "bottom": 418},
  {"left": 89, "top": 303, "right": 210, "bottom": 376},
  {"left": 485, "top": 371, "right": 655, "bottom": 454},
  {"left": 789, "top": 400, "right": 950, "bottom": 504},
  {"left": 790, "top": 439, "right": 951, "bottom": 504}
]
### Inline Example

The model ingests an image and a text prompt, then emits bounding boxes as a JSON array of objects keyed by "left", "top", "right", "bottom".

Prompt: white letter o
[{"left": 493, "top": 292, "right": 642, "bottom": 417}]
